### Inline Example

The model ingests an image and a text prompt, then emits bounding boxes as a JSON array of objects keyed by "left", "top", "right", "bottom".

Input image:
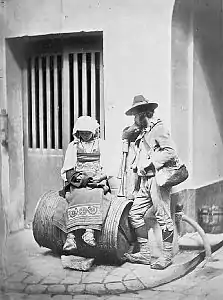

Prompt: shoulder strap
[
  {"left": 134, "top": 119, "right": 162, "bottom": 147},
  {"left": 142, "top": 118, "right": 162, "bottom": 151},
  {"left": 146, "top": 118, "right": 162, "bottom": 133}
]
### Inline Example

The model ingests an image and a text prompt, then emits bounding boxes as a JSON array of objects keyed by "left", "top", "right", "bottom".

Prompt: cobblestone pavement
[{"left": 1, "top": 229, "right": 223, "bottom": 299}]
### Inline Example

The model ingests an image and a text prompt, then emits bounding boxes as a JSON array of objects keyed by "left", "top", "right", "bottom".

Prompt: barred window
[{"left": 26, "top": 37, "right": 104, "bottom": 150}]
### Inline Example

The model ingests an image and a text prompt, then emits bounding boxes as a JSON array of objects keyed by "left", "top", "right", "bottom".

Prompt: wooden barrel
[
  {"left": 32, "top": 190, "right": 135, "bottom": 264},
  {"left": 32, "top": 190, "right": 67, "bottom": 254}
]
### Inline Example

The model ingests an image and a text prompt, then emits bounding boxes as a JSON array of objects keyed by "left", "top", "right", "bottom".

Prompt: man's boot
[
  {"left": 151, "top": 230, "right": 173, "bottom": 270},
  {"left": 124, "top": 237, "right": 151, "bottom": 265},
  {"left": 151, "top": 241, "right": 173, "bottom": 269}
]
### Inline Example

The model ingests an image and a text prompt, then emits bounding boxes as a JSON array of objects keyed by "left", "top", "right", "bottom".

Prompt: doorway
[{"left": 22, "top": 32, "right": 104, "bottom": 222}]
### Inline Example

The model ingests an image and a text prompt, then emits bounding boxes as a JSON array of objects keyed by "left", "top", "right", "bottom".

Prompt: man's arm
[{"left": 146, "top": 123, "right": 177, "bottom": 170}]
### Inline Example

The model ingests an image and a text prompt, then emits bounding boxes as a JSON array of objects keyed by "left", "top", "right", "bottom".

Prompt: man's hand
[
  {"left": 138, "top": 160, "right": 153, "bottom": 176},
  {"left": 122, "top": 124, "right": 141, "bottom": 141},
  {"left": 138, "top": 169, "right": 146, "bottom": 176}
]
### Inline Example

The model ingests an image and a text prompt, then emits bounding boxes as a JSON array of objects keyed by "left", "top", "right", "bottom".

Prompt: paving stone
[
  {"left": 107, "top": 294, "right": 142, "bottom": 300},
  {"left": 205, "top": 259, "right": 223, "bottom": 270},
  {"left": 24, "top": 284, "right": 47, "bottom": 294},
  {"left": 27, "top": 264, "right": 51, "bottom": 277},
  {"left": 41, "top": 276, "right": 63, "bottom": 284},
  {"left": 194, "top": 266, "right": 223, "bottom": 282},
  {"left": 180, "top": 295, "right": 204, "bottom": 300},
  {"left": 152, "top": 276, "right": 197, "bottom": 292},
  {"left": 137, "top": 277, "right": 157, "bottom": 289},
  {"left": 72, "top": 295, "right": 103, "bottom": 300},
  {"left": 123, "top": 271, "right": 137, "bottom": 280},
  {"left": 6, "top": 265, "right": 24, "bottom": 276},
  {"left": 52, "top": 296, "right": 73, "bottom": 300},
  {"left": 134, "top": 290, "right": 160, "bottom": 299},
  {"left": 6, "top": 282, "right": 27, "bottom": 293},
  {"left": 136, "top": 268, "right": 173, "bottom": 289},
  {"left": 103, "top": 274, "right": 124, "bottom": 283},
  {"left": 214, "top": 253, "right": 223, "bottom": 261},
  {"left": 47, "top": 284, "right": 66, "bottom": 294},
  {"left": 67, "top": 284, "right": 85, "bottom": 294},
  {"left": 6, "top": 271, "right": 29, "bottom": 283},
  {"left": 61, "top": 274, "right": 82, "bottom": 284},
  {"left": 23, "top": 295, "right": 53, "bottom": 300},
  {"left": 1, "top": 293, "right": 26, "bottom": 300},
  {"left": 23, "top": 275, "right": 42, "bottom": 284},
  {"left": 131, "top": 265, "right": 152, "bottom": 279},
  {"left": 105, "top": 282, "right": 127, "bottom": 294},
  {"left": 212, "top": 248, "right": 223, "bottom": 260},
  {"left": 81, "top": 272, "right": 89, "bottom": 281},
  {"left": 93, "top": 265, "right": 115, "bottom": 272},
  {"left": 120, "top": 262, "right": 135, "bottom": 269},
  {"left": 49, "top": 266, "right": 67, "bottom": 277},
  {"left": 19, "top": 267, "right": 34, "bottom": 275},
  {"left": 124, "top": 279, "right": 145, "bottom": 291},
  {"left": 152, "top": 291, "right": 185, "bottom": 300},
  {"left": 186, "top": 285, "right": 210, "bottom": 297},
  {"left": 204, "top": 292, "right": 223, "bottom": 300},
  {"left": 81, "top": 267, "right": 109, "bottom": 284},
  {"left": 195, "top": 276, "right": 223, "bottom": 296},
  {"left": 108, "top": 267, "right": 130, "bottom": 277},
  {"left": 64, "top": 269, "right": 83, "bottom": 278},
  {"left": 96, "top": 296, "right": 111, "bottom": 300},
  {"left": 85, "top": 283, "right": 107, "bottom": 295}
]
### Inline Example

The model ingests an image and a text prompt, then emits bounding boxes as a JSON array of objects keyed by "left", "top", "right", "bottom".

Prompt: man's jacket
[{"left": 132, "top": 118, "right": 180, "bottom": 177}]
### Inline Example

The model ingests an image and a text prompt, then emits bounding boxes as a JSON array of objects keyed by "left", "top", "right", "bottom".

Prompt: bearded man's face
[{"left": 134, "top": 112, "right": 147, "bottom": 128}]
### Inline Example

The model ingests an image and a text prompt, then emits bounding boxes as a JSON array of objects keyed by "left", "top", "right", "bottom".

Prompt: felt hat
[{"left": 125, "top": 95, "right": 158, "bottom": 116}]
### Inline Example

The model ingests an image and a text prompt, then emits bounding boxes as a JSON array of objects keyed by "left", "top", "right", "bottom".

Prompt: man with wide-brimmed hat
[{"left": 123, "top": 95, "right": 181, "bottom": 269}]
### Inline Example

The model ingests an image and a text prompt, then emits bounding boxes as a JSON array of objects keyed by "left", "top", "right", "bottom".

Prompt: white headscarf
[
  {"left": 61, "top": 116, "right": 103, "bottom": 181},
  {"left": 72, "top": 116, "right": 100, "bottom": 135}
]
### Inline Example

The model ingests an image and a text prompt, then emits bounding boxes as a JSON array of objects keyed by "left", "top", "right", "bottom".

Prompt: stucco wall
[
  {"left": 0, "top": 2, "right": 10, "bottom": 231},
  {"left": 5, "top": 41, "right": 25, "bottom": 231},
  {"left": 193, "top": 0, "right": 223, "bottom": 186},
  {"left": 171, "top": 0, "right": 194, "bottom": 191},
  {"left": 0, "top": 1, "right": 8, "bottom": 278},
  {"left": 172, "top": 0, "right": 223, "bottom": 190}
]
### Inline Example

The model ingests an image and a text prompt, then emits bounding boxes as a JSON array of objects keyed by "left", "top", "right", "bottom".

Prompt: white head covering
[{"left": 72, "top": 116, "right": 100, "bottom": 135}]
